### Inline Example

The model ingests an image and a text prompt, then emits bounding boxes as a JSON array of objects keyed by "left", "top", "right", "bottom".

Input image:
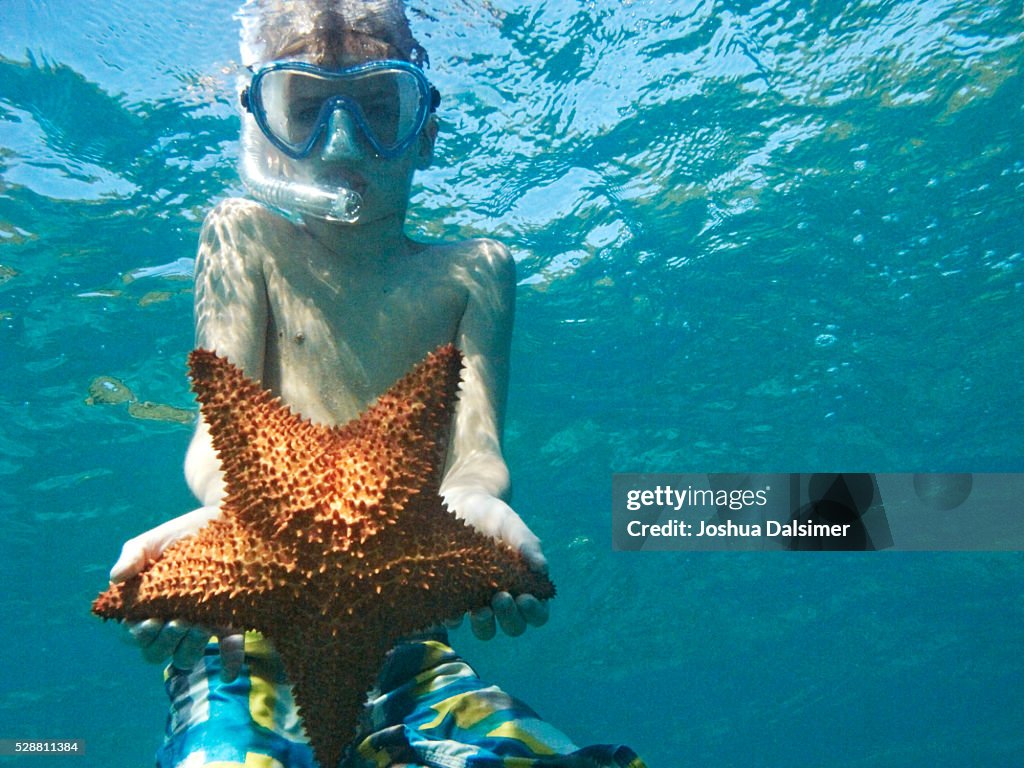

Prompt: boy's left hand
[
  {"left": 442, "top": 489, "right": 550, "bottom": 639},
  {"left": 466, "top": 589, "right": 549, "bottom": 640}
]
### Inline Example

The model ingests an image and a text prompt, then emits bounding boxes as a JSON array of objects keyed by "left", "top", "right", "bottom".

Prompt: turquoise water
[{"left": 2, "top": 0, "right": 1023, "bottom": 765}]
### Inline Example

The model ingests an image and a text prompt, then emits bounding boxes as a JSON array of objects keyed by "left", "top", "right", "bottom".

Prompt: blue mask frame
[{"left": 241, "top": 60, "right": 440, "bottom": 160}]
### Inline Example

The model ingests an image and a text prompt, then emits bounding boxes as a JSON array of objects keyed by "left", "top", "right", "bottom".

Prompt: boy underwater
[{"left": 108, "top": 1, "right": 646, "bottom": 766}]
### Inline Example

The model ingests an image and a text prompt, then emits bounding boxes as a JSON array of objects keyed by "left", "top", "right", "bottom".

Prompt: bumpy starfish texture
[{"left": 93, "top": 344, "right": 555, "bottom": 768}]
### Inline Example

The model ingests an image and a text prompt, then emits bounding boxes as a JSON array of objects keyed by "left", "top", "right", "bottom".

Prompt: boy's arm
[
  {"left": 440, "top": 239, "right": 549, "bottom": 639},
  {"left": 108, "top": 200, "right": 270, "bottom": 674}
]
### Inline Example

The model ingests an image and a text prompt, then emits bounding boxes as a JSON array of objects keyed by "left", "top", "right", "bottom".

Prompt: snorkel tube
[{"left": 238, "top": 120, "right": 363, "bottom": 224}]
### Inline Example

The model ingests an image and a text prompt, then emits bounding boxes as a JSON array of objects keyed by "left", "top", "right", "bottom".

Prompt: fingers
[
  {"left": 217, "top": 633, "right": 246, "bottom": 682},
  {"left": 469, "top": 606, "right": 496, "bottom": 641},
  {"left": 123, "top": 619, "right": 162, "bottom": 652},
  {"left": 515, "top": 594, "right": 549, "bottom": 627},
  {"left": 123, "top": 619, "right": 212, "bottom": 669},
  {"left": 173, "top": 625, "right": 213, "bottom": 670},
  {"left": 467, "top": 592, "right": 550, "bottom": 640},
  {"left": 492, "top": 591, "right": 526, "bottom": 637},
  {"left": 140, "top": 619, "right": 187, "bottom": 664},
  {"left": 120, "top": 619, "right": 243, "bottom": 679}
]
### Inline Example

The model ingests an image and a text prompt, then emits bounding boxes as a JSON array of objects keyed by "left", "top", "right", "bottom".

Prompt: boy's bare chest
[{"left": 260, "top": 254, "right": 467, "bottom": 422}]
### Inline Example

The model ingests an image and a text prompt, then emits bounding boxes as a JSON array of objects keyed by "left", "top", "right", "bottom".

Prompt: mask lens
[
  {"left": 257, "top": 68, "right": 332, "bottom": 149},
  {"left": 346, "top": 67, "right": 423, "bottom": 148},
  {"left": 254, "top": 64, "right": 428, "bottom": 157}
]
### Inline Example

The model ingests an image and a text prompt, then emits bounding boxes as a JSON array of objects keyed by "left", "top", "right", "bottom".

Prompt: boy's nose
[{"left": 321, "top": 107, "right": 365, "bottom": 161}]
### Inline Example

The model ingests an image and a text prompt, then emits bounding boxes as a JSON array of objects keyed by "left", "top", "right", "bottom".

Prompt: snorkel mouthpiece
[{"left": 321, "top": 185, "right": 363, "bottom": 222}]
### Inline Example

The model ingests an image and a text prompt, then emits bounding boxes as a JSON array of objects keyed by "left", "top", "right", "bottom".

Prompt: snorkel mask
[
  {"left": 238, "top": 59, "right": 439, "bottom": 223},
  {"left": 244, "top": 60, "right": 439, "bottom": 159}
]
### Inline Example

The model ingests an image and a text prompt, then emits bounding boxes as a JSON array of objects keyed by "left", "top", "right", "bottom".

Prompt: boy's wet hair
[{"left": 239, "top": 0, "right": 428, "bottom": 68}]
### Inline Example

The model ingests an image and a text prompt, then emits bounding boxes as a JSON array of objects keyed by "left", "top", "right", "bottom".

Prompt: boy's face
[{"left": 258, "top": 38, "right": 437, "bottom": 226}]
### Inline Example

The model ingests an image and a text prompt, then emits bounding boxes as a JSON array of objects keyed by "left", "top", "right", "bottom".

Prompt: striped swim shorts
[{"left": 156, "top": 631, "right": 646, "bottom": 768}]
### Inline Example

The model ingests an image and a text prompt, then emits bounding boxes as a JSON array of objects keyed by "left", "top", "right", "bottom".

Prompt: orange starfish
[{"left": 92, "top": 344, "right": 555, "bottom": 768}]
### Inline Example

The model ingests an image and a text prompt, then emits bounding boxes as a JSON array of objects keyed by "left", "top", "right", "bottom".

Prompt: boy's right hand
[{"left": 109, "top": 506, "right": 246, "bottom": 681}]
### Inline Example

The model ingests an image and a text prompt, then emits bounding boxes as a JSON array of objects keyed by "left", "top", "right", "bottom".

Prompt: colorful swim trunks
[{"left": 156, "top": 631, "right": 646, "bottom": 768}]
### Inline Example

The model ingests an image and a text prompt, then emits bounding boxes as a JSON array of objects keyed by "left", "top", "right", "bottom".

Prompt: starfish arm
[
  {"left": 363, "top": 494, "right": 556, "bottom": 629},
  {"left": 270, "top": 623, "right": 392, "bottom": 768},
  {"left": 93, "top": 517, "right": 297, "bottom": 629},
  {"left": 189, "top": 350, "right": 331, "bottom": 536}
]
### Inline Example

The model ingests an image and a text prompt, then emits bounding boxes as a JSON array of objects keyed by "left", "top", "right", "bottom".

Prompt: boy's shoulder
[
  {"left": 201, "top": 197, "right": 297, "bottom": 238},
  {"left": 198, "top": 198, "right": 301, "bottom": 261},
  {"left": 422, "top": 236, "right": 515, "bottom": 286}
]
